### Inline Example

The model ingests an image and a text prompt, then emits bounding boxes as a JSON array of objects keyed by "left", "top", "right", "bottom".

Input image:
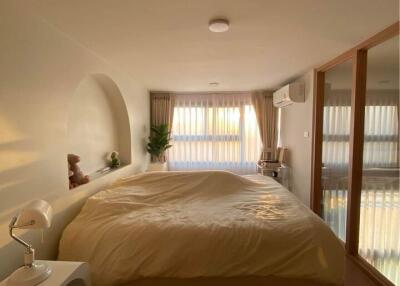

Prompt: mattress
[{"left": 58, "top": 171, "right": 344, "bottom": 286}]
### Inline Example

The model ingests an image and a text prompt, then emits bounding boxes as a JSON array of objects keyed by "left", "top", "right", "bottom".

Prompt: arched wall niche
[{"left": 67, "top": 73, "right": 131, "bottom": 181}]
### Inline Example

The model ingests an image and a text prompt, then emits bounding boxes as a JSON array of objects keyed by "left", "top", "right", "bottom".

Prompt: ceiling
[
  {"left": 30, "top": 0, "right": 399, "bottom": 92},
  {"left": 326, "top": 35, "right": 399, "bottom": 90}
]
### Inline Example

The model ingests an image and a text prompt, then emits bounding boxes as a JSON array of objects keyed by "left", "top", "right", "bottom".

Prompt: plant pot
[{"left": 147, "top": 162, "right": 168, "bottom": 172}]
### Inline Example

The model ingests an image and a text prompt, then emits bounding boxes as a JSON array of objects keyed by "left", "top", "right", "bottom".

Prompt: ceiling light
[
  {"left": 209, "top": 19, "right": 229, "bottom": 33},
  {"left": 209, "top": 82, "right": 219, "bottom": 86}
]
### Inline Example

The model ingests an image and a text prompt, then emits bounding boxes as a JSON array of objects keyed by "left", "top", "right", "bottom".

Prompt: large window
[{"left": 168, "top": 93, "right": 261, "bottom": 174}]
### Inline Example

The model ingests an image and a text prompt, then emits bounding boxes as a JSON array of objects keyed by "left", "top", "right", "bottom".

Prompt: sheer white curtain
[{"left": 168, "top": 92, "right": 262, "bottom": 174}]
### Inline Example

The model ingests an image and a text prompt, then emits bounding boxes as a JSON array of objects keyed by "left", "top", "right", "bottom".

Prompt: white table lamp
[{"left": 7, "top": 200, "right": 53, "bottom": 286}]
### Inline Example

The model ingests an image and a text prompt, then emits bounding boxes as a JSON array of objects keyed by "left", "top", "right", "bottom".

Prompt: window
[{"left": 168, "top": 93, "right": 262, "bottom": 174}]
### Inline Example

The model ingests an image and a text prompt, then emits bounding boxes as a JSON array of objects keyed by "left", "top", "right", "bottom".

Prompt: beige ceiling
[
  {"left": 31, "top": 0, "right": 399, "bottom": 92},
  {"left": 326, "top": 35, "right": 399, "bottom": 90}
]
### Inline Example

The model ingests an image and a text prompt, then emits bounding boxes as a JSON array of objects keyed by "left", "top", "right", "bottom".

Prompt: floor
[{"left": 345, "top": 256, "right": 378, "bottom": 286}]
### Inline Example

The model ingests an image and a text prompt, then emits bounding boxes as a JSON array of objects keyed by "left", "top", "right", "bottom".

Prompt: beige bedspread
[{"left": 58, "top": 171, "right": 344, "bottom": 286}]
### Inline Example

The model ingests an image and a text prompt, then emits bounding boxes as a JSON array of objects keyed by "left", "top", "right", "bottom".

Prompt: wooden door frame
[{"left": 310, "top": 22, "right": 399, "bottom": 286}]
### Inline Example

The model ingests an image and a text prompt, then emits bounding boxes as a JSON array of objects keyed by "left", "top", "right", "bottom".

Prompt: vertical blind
[{"left": 168, "top": 93, "right": 262, "bottom": 174}]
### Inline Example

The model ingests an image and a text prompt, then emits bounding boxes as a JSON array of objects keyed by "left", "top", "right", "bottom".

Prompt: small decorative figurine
[
  {"left": 109, "top": 151, "right": 121, "bottom": 169},
  {"left": 67, "top": 154, "right": 90, "bottom": 189}
]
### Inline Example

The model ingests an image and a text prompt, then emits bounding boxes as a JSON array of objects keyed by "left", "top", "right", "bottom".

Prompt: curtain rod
[{"left": 150, "top": 90, "right": 273, "bottom": 95}]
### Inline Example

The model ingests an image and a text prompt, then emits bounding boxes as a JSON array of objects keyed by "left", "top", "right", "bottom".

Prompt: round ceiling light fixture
[
  {"left": 209, "top": 19, "right": 230, "bottom": 33},
  {"left": 209, "top": 82, "right": 219, "bottom": 86}
]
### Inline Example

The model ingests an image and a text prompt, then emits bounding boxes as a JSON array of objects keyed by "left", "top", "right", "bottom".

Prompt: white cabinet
[{"left": 0, "top": 261, "right": 90, "bottom": 286}]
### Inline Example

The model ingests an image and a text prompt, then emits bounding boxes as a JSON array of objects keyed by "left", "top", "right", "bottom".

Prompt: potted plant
[{"left": 146, "top": 123, "right": 172, "bottom": 171}]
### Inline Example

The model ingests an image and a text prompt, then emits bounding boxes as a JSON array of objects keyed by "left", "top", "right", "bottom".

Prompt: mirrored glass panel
[
  {"left": 322, "top": 60, "right": 353, "bottom": 241},
  {"left": 359, "top": 35, "right": 399, "bottom": 285}
]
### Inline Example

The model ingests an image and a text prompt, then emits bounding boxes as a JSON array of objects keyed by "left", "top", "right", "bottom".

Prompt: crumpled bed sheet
[{"left": 58, "top": 171, "right": 344, "bottom": 286}]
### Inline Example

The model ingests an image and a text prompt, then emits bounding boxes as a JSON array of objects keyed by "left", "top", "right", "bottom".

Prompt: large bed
[{"left": 58, "top": 171, "right": 344, "bottom": 286}]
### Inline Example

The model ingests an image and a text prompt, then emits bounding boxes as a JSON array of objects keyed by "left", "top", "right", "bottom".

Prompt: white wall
[
  {"left": 0, "top": 1, "right": 149, "bottom": 279},
  {"left": 280, "top": 71, "right": 314, "bottom": 206},
  {"left": 66, "top": 73, "right": 135, "bottom": 175},
  {"left": 68, "top": 75, "right": 120, "bottom": 174}
]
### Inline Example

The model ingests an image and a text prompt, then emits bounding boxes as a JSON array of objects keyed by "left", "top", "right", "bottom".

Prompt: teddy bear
[{"left": 68, "top": 154, "right": 90, "bottom": 189}]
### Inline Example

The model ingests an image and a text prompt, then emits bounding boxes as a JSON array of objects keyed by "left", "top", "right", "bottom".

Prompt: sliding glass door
[
  {"left": 312, "top": 23, "right": 399, "bottom": 286},
  {"left": 321, "top": 60, "right": 353, "bottom": 241},
  {"left": 358, "top": 35, "right": 399, "bottom": 285}
]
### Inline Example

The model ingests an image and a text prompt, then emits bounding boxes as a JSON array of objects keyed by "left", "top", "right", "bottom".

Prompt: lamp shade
[{"left": 15, "top": 200, "right": 52, "bottom": 229}]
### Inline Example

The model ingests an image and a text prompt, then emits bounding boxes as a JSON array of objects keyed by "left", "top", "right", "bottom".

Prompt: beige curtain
[
  {"left": 251, "top": 90, "right": 277, "bottom": 161},
  {"left": 150, "top": 92, "right": 175, "bottom": 128},
  {"left": 150, "top": 92, "right": 175, "bottom": 162}
]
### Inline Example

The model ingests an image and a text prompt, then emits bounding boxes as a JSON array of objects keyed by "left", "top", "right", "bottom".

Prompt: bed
[{"left": 58, "top": 171, "right": 345, "bottom": 286}]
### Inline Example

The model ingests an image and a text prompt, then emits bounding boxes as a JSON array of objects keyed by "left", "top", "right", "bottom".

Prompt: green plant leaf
[{"left": 147, "top": 123, "right": 173, "bottom": 158}]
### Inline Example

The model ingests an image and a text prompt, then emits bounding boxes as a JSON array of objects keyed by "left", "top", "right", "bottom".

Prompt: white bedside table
[{"left": 0, "top": 261, "right": 90, "bottom": 286}]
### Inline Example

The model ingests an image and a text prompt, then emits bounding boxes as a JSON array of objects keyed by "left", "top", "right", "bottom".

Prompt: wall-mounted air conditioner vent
[{"left": 273, "top": 82, "right": 305, "bottom": 108}]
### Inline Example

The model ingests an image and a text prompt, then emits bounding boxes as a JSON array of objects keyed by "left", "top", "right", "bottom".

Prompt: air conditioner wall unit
[{"left": 273, "top": 82, "right": 305, "bottom": 108}]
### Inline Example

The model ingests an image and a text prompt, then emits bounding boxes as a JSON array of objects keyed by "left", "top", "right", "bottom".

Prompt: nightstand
[
  {"left": 0, "top": 261, "right": 90, "bottom": 286},
  {"left": 257, "top": 163, "right": 291, "bottom": 190},
  {"left": 273, "top": 165, "right": 290, "bottom": 190}
]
